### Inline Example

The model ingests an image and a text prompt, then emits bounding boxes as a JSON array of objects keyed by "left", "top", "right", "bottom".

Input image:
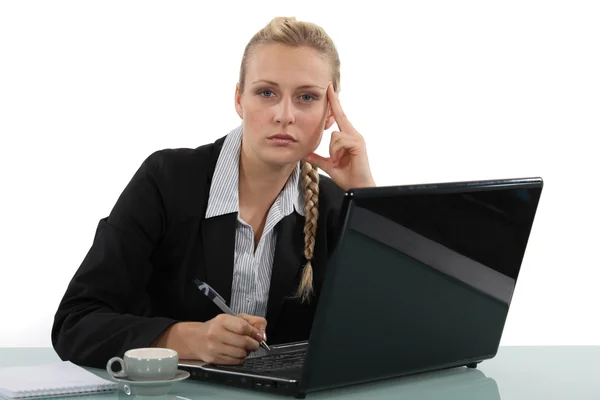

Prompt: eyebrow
[{"left": 251, "top": 80, "right": 325, "bottom": 91}]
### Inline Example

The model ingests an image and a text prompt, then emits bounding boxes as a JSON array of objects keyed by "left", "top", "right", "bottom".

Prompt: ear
[{"left": 234, "top": 83, "right": 243, "bottom": 119}]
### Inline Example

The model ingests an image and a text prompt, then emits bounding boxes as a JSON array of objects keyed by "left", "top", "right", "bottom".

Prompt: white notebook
[{"left": 0, "top": 361, "right": 117, "bottom": 399}]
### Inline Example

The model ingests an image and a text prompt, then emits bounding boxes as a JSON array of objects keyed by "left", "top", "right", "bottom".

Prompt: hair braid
[{"left": 296, "top": 161, "right": 320, "bottom": 302}]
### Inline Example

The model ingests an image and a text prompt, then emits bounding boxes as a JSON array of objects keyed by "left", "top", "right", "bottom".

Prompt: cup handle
[{"left": 106, "top": 356, "right": 127, "bottom": 378}]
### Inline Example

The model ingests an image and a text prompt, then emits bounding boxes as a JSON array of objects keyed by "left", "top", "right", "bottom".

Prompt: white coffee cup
[{"left": 106, "top": 348, "right": 178, "bottom": 381}]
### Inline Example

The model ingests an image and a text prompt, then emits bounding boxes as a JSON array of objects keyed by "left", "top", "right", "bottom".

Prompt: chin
[{"left": 260, "top": 149, "right": 303, "bottom": 167}]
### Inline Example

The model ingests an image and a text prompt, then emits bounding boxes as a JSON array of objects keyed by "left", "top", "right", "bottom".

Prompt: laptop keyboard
[{"left": 227, "top": 350, "right": 306, "bottom": 373}]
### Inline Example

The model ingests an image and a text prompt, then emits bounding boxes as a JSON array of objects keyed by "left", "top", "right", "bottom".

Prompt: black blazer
[{"left": 51, "top": 135, "right": 346, "bottom": 369}]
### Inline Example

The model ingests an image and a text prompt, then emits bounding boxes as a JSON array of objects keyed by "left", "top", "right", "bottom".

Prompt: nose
[{"left": 273, "top": 96, "right": 295, "bottom": 126}]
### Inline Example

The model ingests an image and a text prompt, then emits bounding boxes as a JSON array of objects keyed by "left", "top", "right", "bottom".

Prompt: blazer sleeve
[{"left": 51, "top": 151, "right": 178, "bottom": 369}]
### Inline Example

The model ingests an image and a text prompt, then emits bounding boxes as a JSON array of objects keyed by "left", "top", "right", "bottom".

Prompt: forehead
[{"left": 246, "top": 43, "right": 331, "bottom": 86}]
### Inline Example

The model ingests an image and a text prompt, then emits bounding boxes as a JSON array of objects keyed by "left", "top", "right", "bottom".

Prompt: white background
[{"left": 1, "top": 1, "right": 598, "bottom": 347}]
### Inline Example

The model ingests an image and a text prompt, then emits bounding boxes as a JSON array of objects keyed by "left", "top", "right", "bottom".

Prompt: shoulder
[
  {"left": 141, "top": 135, "right": 226, "bottom": 178},
  {"left": 124, "top": 136, "right": 227, "bottom": 214},
  {"left": 318, "top": 173, "right": 345, "bottom": 200},
  {"left": 318, "top": 173, "right": 345, "bottom": 212},
  {"left": 315, "top": 174, "right": 346, "bottom": 253}
]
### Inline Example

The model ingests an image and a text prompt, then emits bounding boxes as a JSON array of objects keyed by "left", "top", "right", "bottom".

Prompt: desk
[{"left": 1, "top": 347, "right": 599, "bottom": 399}]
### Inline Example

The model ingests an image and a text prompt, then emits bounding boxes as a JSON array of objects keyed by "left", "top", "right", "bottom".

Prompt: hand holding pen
[
  {"left": 151, "top": 281, "right": 269, "bottom": 365},
  {"left": 194, "top": 279, "right": 270, "bottom": 352}
]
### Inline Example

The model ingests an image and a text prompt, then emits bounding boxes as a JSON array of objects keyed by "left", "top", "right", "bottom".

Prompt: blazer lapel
[
  {"left": 265, "top": 212, "right": 305, "bottom": 329},
  {"left": 194, "top": 135, "right": 237, "bottom": 304},
  {"left": 200, "top": 213, "right": 238, "bottom": 305}
]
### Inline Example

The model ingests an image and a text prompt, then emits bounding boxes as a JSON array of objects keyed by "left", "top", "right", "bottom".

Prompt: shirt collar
[{"left": 205, "top": 126, "right": 305, "bottom": 219}]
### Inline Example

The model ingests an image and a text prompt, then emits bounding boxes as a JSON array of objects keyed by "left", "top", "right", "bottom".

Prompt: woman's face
[{"left": 235, "top": 43, "right": 335, "bottom": 168}]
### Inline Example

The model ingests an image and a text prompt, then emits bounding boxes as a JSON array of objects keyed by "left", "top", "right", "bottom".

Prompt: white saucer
[{"left": 111, "top": 370, "right": 190, "bottom": 396}]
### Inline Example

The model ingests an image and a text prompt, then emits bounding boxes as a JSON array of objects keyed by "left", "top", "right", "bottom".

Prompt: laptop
[{"left": 179, "top": 177, "right": 543, "bottom": 398}]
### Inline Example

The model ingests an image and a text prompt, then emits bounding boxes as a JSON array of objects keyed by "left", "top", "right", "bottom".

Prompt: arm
[
  {"left": 51, "top": 150, "right": 268, "bottom": 367},
  {"left": 51, "top": 151, "right": 177, "bottom": 368}
]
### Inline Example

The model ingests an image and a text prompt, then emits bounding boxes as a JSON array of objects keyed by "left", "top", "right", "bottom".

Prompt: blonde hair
[{"left": 239, "top": 17, "right": 341, "bottom": 302}]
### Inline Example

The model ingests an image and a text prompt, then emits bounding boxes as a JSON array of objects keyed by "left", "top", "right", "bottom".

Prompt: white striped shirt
[{"left": 205, "top": 126, "right": 305, "bottom": 317}]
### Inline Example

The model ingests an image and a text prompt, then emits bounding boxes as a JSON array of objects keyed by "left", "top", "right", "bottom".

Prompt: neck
[{"left": 238, "top": 141, "right": 297, "bottom": 212}]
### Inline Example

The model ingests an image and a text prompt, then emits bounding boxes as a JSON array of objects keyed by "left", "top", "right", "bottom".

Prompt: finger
[
  {"left": 217, "top": 343, "right": 249, "bottom": 360},
  {"left": 237, "top": 314, "right": 267, "bottom": 335},
  {"left": 327, "top": 84, "right": 355, "bottom": 133},
  {"left": 329, "top": 131, "right": 358, "bottom": 163},
  {"left": 222, "top": 316, "right": 264, "bottom": 343},
  {"left": 219, "top": 329, "right": 260, "bottom": 351},
  {"left": 305, "top": 152, "right": 333, "bottom": 174},
  {"left": 331, "top": 146, "right": 347, "bottom": 168},
  {"left": 222, "top": 314, "right": 258, "bottom": 336},
  {"left": 209, "top": 348, "right": 248, "bottom": 365},
  {"left": 330, "top": 136, "right": 360, "bottom": 165},
  {"left": 329, "top": 131, "right": 342, "bottom": 162},
  {"left": 335, "top": 148, "right": 345, "bottom": 167}
]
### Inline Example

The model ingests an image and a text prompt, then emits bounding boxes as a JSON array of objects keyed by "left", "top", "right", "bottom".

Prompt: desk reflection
[
  {"left": 113, "top": 366, "right": 499, "bottom": 400},
  {"left": 311, "top": 367, "right": 500, "bottom": 399}
]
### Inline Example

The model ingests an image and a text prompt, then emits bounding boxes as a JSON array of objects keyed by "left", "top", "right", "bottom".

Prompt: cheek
[
  {"left": 242, "top": 101, "right": 268, "bottom": 127},
  {"left": 300, "top": 105, "right": 325, "bottom": 127},
  {"left": 293, "top": 105, "right": 319, "bottom": 136},
  {"left": 300, "top": 115, "right": 326, "bottom": 151}
]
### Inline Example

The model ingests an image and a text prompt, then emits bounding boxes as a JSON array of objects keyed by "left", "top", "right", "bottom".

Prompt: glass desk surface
[{"left": 0, "top": 346, "right": 598, "bottom": 399}]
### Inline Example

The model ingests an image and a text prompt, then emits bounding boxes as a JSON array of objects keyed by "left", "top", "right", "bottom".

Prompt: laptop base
[
  {"left": 179, "top": 365, "right": 303, "bottom": 397},
  {"left": 180, "top": 359, "right": 483, "bottom": 398}
]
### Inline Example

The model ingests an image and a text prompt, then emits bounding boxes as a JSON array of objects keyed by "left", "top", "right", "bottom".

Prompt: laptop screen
[{"left": 348, "top": 182, "right": 542, "bottom": 303}]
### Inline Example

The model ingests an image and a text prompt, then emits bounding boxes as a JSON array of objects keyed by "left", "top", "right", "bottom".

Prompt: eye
[
  {"left": 300, "top": 93, "right": 317, "bottom": 102},
  {"left": 257, "top": 89, "right": 275, "bottom": 98}
]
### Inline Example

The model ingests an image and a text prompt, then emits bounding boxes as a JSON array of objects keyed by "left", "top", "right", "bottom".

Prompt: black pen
[{"left": 193, "top": 279, "right": 270, "bottom": 351}]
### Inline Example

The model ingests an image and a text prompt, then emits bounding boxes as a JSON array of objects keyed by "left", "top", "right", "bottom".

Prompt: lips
[{"left": 268, "top": 133, "right": 296, "bottom": 141}]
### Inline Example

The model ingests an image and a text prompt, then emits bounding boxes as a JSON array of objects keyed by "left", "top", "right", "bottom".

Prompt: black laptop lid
[
  {"left": 345, "top": 177, "right": 542, "bottom": 303},
  {"left": 300, "top": 178, "right": 542, "bottom": 393}
]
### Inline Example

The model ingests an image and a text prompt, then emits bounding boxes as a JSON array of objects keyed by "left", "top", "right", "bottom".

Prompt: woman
[{"left": 51, "top": 16, "right": 376, "bottom": 368}]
